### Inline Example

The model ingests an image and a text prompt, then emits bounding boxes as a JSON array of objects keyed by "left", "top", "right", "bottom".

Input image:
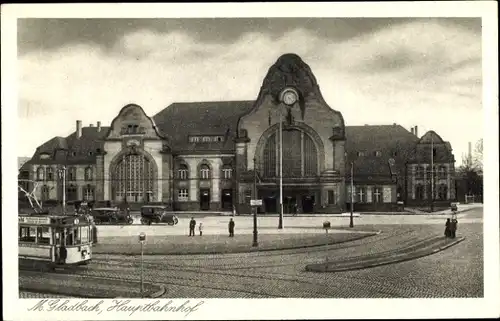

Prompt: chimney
[
  {"left": 97, "top": 121, "right": 101, "bottom": 132},
  {"left": 414, "top": 125, "right": 418, "bottom": 137},
  {"left": 89, "top": 123, "right": 94, "bottom": 127},
  {"left": 76, "top": 120, "right": 82, "bottom": 139},
  {"left": 411, "top": 127, "right": 414, "bottom": 135}
]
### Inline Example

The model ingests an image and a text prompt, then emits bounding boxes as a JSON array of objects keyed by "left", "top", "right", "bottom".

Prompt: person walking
[
  {"left": 451, "top": 218, "right": 458, "bottom": 239},
  {"left": 199, "top": 222, "right": 203, "bottom": 236},
  {"left": 189, "top": 217, "right": 196, "bottom": 237},
  {"left": 228, "top": 218, "right": 235, "bottom": 237},
  {"left": 444, "top": 218, "right": 451, "bottom": 238}
]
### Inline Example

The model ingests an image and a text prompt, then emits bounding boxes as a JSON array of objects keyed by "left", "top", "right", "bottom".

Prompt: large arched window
[
  {"left": 112, "top": 154, "right": 155, "bottom": 202},
  {"left": 200, "top": 164, "right": 211, "bottom": 180},
  {"left": 262, "top": 128, "right": 318, "bottom": 178}
]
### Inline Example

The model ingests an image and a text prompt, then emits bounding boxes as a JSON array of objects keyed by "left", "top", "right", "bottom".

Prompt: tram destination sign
[{"left": 18, "top": 216, "right": 51, "bottom": 225}]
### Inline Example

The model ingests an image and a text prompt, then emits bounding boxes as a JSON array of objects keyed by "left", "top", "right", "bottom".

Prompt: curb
[
  {"left": 94, "top": 231, "right": 381, "bottom": 256},
  {"left": 306, "top": 236, "right": 465, "bottom": 273}
]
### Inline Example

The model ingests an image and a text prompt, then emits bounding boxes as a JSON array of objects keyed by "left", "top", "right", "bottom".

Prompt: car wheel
[
  {"left": 127, "top": 218, "right": 134, "bottom": 225},
  {"left": 140, "top": 217, "right": 147, "bottom": 225},
  {"left": 167, "top": 221, "right": 174, "bottom": 226},
  {"left": 174, "top": 218, "right": 179, "bottom": 225}
]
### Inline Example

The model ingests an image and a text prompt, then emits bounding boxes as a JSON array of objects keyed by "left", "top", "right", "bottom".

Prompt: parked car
[
  {"left": 91, "top": 207, "right": 133, "bottom": 225},
  {"left": 140, "top": 205, "right": 179, "bottom": 225}
]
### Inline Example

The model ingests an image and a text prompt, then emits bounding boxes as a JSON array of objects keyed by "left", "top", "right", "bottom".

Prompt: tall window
[
  {"left": 68, "top": 167, "right": 77, "bottom": 181},
  {"left": 83, "top": 185, "right": 94, "bottom": 201},
  {"left": 415, "top": 184, "right": 424, "bottom": 200},
  {"left": 46, "top": 168, "right": 53, "bottom": 181},
  {"left": 415, "top": 165, "right": 424, "bottom": 179},
  {"left": 357, "top": 187, "right": 367, "bottom": 203},
  {"left": 200, "top": 164, "right": 210, "bottom": 180},
  {"left": 178, "top": 164, "right": 189, "bottom": 180},
  {"left": 373, "top": 187, "right": 382, "bottom": 203},
  {"left": 262, "top": 128, "right": 318, "bottom": 178},
  {"left": 41, "top": 185, "right": 49, "bottom": 201},
  {"left": 113, "top": 154, "right": 155, "bottom": 202},
  {"left": 327, "top": 190, "right": 336, "bottom": 205},
  {"left": 178, "top": 189, "right": 189, "bottom": 201},
  {"left": 36, "top": 167, "right": 45, "bottom": 181},
  {"left": 222, "top": 165, "right": 232, "bottom": 179},
  {"left": 67, "top": 185, "right": 78, "bottom": 201},
  {"left": 438, "top": 166, "right": 447, "bottom": 179},
  {"left": 84, "top": 167, "right": 93, "bottom": 181},
  {"left": 438, "top": 184, "right": 448, "bottom": 200}
]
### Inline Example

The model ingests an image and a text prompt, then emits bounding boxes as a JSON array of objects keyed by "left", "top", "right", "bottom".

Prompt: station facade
[{"left": 19, "top": 54, "right": 456, "bottom": 213}]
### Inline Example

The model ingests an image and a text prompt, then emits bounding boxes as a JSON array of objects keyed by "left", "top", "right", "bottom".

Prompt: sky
[{"left": 17, "top": 17, "right": 483, "bottom": 164}]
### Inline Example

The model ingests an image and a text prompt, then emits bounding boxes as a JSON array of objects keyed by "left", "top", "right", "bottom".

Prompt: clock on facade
[{"left": 280, "top": 88, "right": 298, "bottom": 106}]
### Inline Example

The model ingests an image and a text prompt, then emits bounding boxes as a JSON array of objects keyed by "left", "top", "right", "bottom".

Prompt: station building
[{"left": 19, "top": 53, "right": 456, "bottom": 213}]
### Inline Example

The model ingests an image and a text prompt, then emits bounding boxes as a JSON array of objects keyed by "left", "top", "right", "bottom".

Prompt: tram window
[
  {"left": 66, "top": 227, "right": 81, "bottom": 245},
  {"left": 55, "top": 232, "right": 61, "bottom": 245},
  {"left": 80, "top": 226, "right": 89, "bottom": 243},
  {"left": 19, "top": 227, "right": 36, "bottom": 242},
  {"left": 37, "top": 227, "right": 50, "bottom": 244}
]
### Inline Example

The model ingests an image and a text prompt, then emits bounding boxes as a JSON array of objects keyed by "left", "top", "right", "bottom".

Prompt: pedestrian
[
  {"left": 189, "top": 217, "right": 196, "bottom": 236},
  {"left": 444, "top": 218, "right": 451, "bottom": 238},
  {"left": 199, "top": 222, "right": 203, "bottom": 236},
  {"left": 232, "top": 205, "right": 236, "bottom": 216},
  {"left": 228, "top": 218, "right": 235, "bottom": 237},
  {"left": 451, "top": 218, "right": 458, "bottom": 239}
]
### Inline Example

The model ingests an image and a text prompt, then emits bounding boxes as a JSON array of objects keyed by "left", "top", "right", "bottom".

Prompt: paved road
[{"left": 22, "top": 207, "right": 483, "bottom": 298}]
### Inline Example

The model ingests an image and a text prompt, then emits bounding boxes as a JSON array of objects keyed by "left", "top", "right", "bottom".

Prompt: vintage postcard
[{"left": 2, "top": 2, "right": 499, "bottom": 320}]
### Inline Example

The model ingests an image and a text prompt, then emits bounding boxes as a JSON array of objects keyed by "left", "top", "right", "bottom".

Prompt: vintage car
[
  {"left": 91, "top": 207, "right": 133, "bottom": 225},
  {"left": 140, "top": 205, "right": 179, "bottom": 225}
]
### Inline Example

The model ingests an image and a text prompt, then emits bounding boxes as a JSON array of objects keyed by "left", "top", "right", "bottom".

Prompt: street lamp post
[
  {"left": 350, "top": 161, "right": 354, "bottom": 228},
  {"left": 252, "top": 158, "right": 259, "bottom": 247},
  {"left": 430, "top": 135, "right": 435, "bottom": 212},
  {"left": 278, "top": 106, "right": 284, "bottom": 229},
  {"left": 59, "top": 166, "right": 66, "bottom": 215}
]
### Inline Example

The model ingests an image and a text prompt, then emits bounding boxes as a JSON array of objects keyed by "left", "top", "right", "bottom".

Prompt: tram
[{"left": 19, "top": 214, "right": 94, "bottom": 267}]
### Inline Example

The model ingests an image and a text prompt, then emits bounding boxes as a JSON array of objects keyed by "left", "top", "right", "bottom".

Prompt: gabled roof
[
  {"left": 25, "top": 126, "right": 109, "bottom": 165},
  {"left": 65, "top": 127, "right": 109, "bottom": 164},
  {"left": 345, "top": 125, "right": 419, "bottom": 177},
  {"left": 153, "top": 101, "right": 254, "bottom": 153}
]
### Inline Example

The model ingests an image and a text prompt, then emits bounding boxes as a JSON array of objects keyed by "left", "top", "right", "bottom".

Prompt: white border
[{"left": 2, "top": 2, "right": 499, "bottom": 320}]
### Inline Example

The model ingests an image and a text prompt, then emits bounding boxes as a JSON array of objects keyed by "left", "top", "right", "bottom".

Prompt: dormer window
[{"left": 40, "top": 153, "right": 50, "bottom": 160}]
